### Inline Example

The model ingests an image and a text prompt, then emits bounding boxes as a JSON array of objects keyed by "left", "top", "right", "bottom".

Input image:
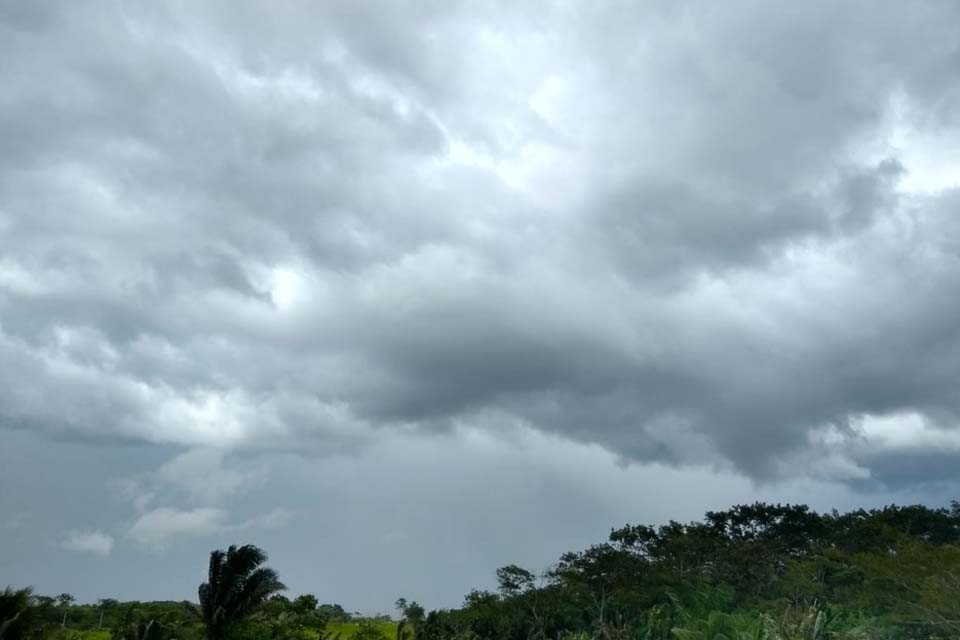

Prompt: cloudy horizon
[{"left": 4, "top": 0, "right": 960, "bottom": 613}]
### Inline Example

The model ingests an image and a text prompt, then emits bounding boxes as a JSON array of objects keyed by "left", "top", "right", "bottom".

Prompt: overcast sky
[{"left": 4, "top": 0, "right": 960, "bottom": 614}]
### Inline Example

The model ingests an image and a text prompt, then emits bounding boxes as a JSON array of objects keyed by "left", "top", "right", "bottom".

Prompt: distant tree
[
  {"left": 257, "top": 595, "right": 291, "bottom": 620},
  {"left": 56, "top": 594, "right": 75, "bottom": 629},
  {"left": 292, "top": 595, "right": 318, "bottom": 614},
  {"left": 97, "top": 599, "right": 119, "bottom": 629},
  {"left": 496, "top": 565, "right": 535, "bottom": 598},
  {"left": 316, "top": 604, "right": 349, "bottom": 623},
  {"left": 238, "top": 592, "right": 326, "bottom": 640},
  {"left": 395, "top": 598, "right": 425, "bottom": 640},
  {"left": 197, "top": 544, "right": 286, "bottom": 640}
]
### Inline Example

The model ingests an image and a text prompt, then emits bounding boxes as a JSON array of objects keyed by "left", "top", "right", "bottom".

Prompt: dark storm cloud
[{"left": 5, "top": 0, "right": 960, "bottom": 492}]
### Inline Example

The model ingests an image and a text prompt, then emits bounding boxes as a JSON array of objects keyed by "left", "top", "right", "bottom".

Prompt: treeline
[
  {"left": 419, "top": 502, "right": 960, "bottom": 640},
  {"left": 7, "top": 502, "right": 960, "bottom": 640},
  {"left": 0, "top": 592, "right": 363, "bottom": 640}
]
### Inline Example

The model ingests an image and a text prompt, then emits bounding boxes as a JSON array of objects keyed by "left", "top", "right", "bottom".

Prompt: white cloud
[
  {"left": 116, "top": 448, "right": 270, "bottom": 515},
  {"left": 155, "top": 449, "right": 255, "bottom": 504},
  {"left": 128, "top": 507, "right": 228, "bottom": 546},
  {"left": 61, "top": 529, "right": 114, "bottom": 556},
  {"left": 127, "top": 505, "right": 293, "bottom": 547}
]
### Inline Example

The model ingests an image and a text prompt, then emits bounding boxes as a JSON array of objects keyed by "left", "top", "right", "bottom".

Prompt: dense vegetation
[
  {"left": 421, "top": 502, "right": 960, "bottom": 640},
  {"left": 6, "top": 502, "right": 960, "bottom": 640},
  {"left": 0, "top": 586, "right": 392, "bottom": 640}
]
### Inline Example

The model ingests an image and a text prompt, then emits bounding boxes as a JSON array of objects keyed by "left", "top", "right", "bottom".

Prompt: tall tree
[
  {"left": 198, "top": 544, "right": 286, "bottom": 640},
  {"left": 97, "top": 598, "right": 119, "bottom": 630},
  {"left": 395, "top": 597, "right": 425, "bottom": 640},
  {"left": 56, "top": 594, "right": 74, "bottom": 629}
]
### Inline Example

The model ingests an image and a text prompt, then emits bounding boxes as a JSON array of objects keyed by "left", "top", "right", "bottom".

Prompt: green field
[
  {"left": 323, "top": 622, "right": 398, "bottom": 640},
  {"left": 71, "top": 623, "right": 399, "bottom": 640}
]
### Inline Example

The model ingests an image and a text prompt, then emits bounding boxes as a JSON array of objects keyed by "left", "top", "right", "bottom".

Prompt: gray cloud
[{"left": 4, "top": 2, "right": 960, "bottom": 584}]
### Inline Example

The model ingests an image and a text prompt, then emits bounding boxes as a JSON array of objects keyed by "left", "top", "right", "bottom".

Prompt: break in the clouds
[{"left": 5, "top": 0, "right": 960, "bottom": 609}]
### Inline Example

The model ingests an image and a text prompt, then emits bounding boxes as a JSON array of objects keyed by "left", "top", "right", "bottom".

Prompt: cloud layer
[{"left": 4, "top": 1, "right": 960, "bottom": 496}]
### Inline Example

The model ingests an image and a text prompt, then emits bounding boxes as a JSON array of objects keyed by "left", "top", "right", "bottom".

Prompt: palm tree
[{"left": 198, "top": 544, "right": 285, "bottom": 640}]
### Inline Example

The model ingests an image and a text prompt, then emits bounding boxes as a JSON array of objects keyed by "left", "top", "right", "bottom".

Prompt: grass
[
  {"left": 324, "top": 621, "right": 399, "bottom": 640},
  {"left": 70, "top": 620, "right": 399, "bottom": 640}
]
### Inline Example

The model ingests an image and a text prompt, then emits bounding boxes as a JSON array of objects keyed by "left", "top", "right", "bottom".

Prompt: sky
[{"left": 4, "top": 0, "right": 960, "bottom": 614}]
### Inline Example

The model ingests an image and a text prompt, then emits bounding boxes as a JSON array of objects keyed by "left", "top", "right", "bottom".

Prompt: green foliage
[
  {"left": 316, "top": 606, "right": 351, "bottom": 624},
  {"left": 10, "top": 501, "right": 960, "bottom": 640},
  {"left": 1, "top": 587, "right": 35, "bottom": 640},
  {"left": 672, "top": 611, "right": 766, "bottom": 640},
  {"left": 293, "top": 597, "right": 319, "bottom": 616},
  {"left": 420, "top": 502, "right": 960, "bottom": 640},
  {"left": 198, "top": 544, "right": 286, "bottom": 640},
  {"left": 324, "top": 622, "right": 397, "bottom": 640}
]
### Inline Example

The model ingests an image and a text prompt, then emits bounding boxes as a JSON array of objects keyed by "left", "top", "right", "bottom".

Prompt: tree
[
  {"left": 292, "top": 595, "right": 318, "bottom": 615},
  {"left": 316, "top": 604, "right": 349, "bottom": 623},
  {"left": 56, "top": 594, "right": 75, "bottom": 629},
  {"left": 496, "top": 565, "right": 535, "bottom": 598},
  {"left": 395, "top": 598, "right": 425, "bottom": 640},
  {"left": 198, "top": 544, "right": 286, "bottom": 640},
  {"left": 98, "top": 598, "right": 119, "bottom": 630},
  {"left": 0, "top": 588, "right": 34, "bottom": 640},
  {"left": 352, "top": 621, "right": 387, "bottom": 640},
  {"left": 550, "top": 544, "right": 647, "bottom": 626}
]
